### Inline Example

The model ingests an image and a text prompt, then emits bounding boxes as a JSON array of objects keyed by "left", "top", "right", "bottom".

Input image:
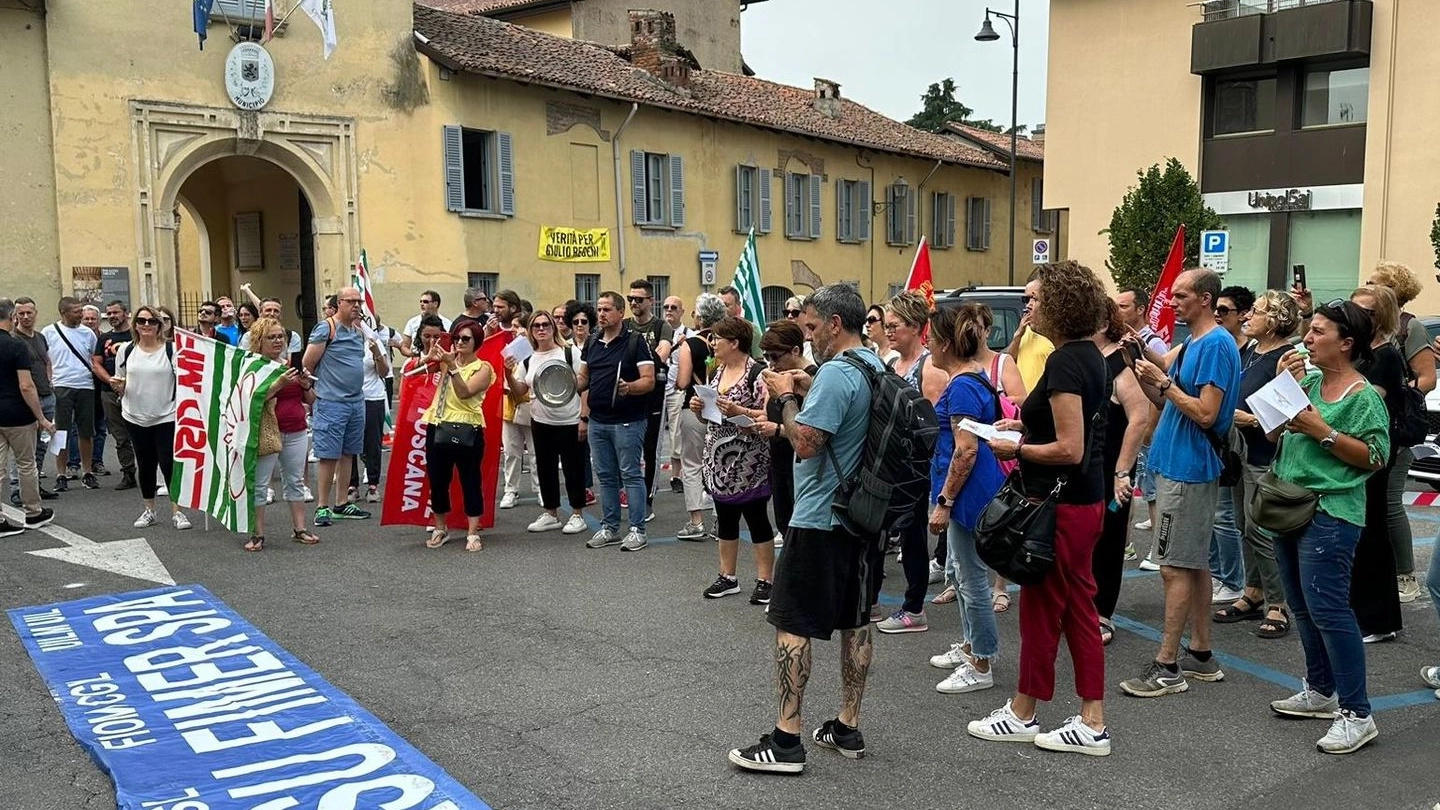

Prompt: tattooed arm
[{"left": 780, "top": 398, "right": 829, "bottom": 459}]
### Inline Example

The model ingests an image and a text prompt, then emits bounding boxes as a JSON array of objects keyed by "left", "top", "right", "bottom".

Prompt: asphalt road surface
[{"left": 3, "top": 459, "right": 1439, "bottom": 810}]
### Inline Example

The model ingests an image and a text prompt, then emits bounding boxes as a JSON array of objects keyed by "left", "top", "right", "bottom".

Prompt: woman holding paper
[
  {"left": 690, "top": 317, "right": 774, "bottom": 604},
  {"left": 117, "top": 305, "right": 191, "bottom": 532},
  {"left": 1347, "top": 285, "right": 1405, "bottom": 643},
  {"left": 1264, "top": 299, "right": 1388, "bottom": 754},
  {"left": 1215, "top": 290, "right": 1300, "bottom": 638},
  {"left": 923, "top": 303, "right": 1007, "bottom": 693},
  {"left": 670, "top": 294, "right": 726, "bottom": 540}
]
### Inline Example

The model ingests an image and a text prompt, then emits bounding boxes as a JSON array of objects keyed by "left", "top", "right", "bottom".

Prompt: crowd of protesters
[{"left": 4, "top": 257, "right": 1440, "bottom": 767}]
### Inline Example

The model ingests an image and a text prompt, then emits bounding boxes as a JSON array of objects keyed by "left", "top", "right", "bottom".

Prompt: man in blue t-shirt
[
  {"left": 302, "top": 287, "right": 384, "bottom": 527},
  {"left": 727, "top": 284, "right": 880, "bottom": 775},
  {"left": 1124, "top": 269, "right": 1241, "bottom": 699}
]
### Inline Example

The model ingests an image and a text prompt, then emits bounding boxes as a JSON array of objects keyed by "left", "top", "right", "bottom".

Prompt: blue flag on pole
[{"left": 193, "top": 0, "right": 214, "bottom": 50}]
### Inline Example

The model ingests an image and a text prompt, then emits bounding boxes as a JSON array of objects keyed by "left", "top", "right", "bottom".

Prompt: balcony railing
[{"left": 1196, "top": 0, "right": 1344, "bottom": 22}]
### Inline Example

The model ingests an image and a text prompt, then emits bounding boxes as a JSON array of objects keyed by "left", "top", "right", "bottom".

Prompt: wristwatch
[
  {"left": 936, "top": 494, "right": 953, "bottom": 508},
  {"left": 1320, "top": 429, "right": 1340, "bottom": 449}
]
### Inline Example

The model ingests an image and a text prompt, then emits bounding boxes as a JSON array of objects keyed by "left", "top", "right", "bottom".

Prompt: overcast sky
[{"left": 741, "top": 0, "right": 1049, "bottom": 130}]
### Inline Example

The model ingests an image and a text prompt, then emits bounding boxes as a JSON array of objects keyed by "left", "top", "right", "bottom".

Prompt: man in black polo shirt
[
  {"left": 577, "top": 291, "right": 656, "bottom": 552},
  {"left": 91, "top": 300, "right": 137, "bottom": 490},
  {"left": 623, "top": 279, "right": 673, "bottom": 520},
  {"left": 0, "top": 298, "right": 56, "bottom": 535}
]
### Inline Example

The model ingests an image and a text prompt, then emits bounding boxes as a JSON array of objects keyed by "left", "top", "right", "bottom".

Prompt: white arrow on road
[{"left": 25, "top": 523, "right": 175, "bottom": 586}]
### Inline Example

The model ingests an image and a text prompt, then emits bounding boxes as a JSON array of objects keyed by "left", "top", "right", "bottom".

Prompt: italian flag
[{"left": 171, "top": 329, "right": 290, "bottom": 534}]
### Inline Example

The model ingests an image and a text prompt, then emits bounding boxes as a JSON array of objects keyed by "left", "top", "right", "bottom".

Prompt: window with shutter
[
  {"left": 631, "top": 150, "right": 648, "bottom": 224},
  {"left": 856, "top": 181, "right": 871, "bottom": 242},
  {"left": 736, "top": 165, "right": 754, "bottom": 232},
  {"left": 945, "top": 193, "right": 957, "bottom": 250},
  {"left": 785, "top": 172, "right": 809, "bottom": 239},
  {"left": 443, "top": 125, "right": 465, "bottom": 213},
  {"left": 982, "top": 198, "right": 992, "bottom": 250},
  {"left": 213, "top": 0, "right": 265, "bottom": 23},
  {"left": 497, "top": 132, "right": 515, "bottom": 216},
  {"left": 668, "top": 154, "right": 685, "bottom": 227},
  {"left": 966, "top": 197, "right": 986, "bottom": 251},
  {"left": 758, "top": 168, "right": 772, "bottom": 234},
  {"left": 904, "top": 186, "right": 917, "bottom": 246},
  {"left": 808, "top": 174, "right": 822, "bottom": 239},
  {"left": 445, "top": 125, "right": 515, "bottom": 217},
  {"left": 646, "top": 153, "right": 666, "bottom": 224},
  {"left": 836, "top": 180, "right": 852, "bottom": 242},
  {"left": 886, "top": 183, "right": 908, "bottom": 246},
  {"left": 930, "top": 192, "right": 947, "bottom": 249}
]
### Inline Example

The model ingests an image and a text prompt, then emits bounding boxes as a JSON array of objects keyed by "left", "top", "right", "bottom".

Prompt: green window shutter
[
  {"left": 856, "top": 181, "right": 871, "bottom": 242},
  {"left": 758, "top": 168, "right": 772, "bottom": 234},
  {"left": 631, "top": 150, "right": 647, "bottom": 224},
  {"left": 443, "top": 125, "right": 465, "bottom": 212},
  {"left": 668, "top": 154, "right": 685, "bottom": 227},
  {"left": 497, "top": 131, "right": 515, "bottom": 216}
]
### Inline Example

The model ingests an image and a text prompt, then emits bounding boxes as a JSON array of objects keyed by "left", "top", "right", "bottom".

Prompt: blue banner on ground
[{"left": 8, "top": 584, "right": 490, "bottom": 810}]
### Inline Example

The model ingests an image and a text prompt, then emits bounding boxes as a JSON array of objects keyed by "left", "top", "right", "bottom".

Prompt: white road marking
[{"left": 23, "top": 523, "right": 175, "bottom": 586}]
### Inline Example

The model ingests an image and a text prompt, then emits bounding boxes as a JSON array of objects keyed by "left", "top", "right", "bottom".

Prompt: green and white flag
[
  {"left": 171, "top": 329, "right": 290, "bottom": 534},
  {"left": 732, "top": 227, "right": 766, "bottom": 325}
]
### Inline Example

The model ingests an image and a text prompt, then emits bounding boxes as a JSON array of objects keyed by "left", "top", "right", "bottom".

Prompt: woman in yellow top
[{"left": 423, "top": 322, "right": 495, "bottom": 552}]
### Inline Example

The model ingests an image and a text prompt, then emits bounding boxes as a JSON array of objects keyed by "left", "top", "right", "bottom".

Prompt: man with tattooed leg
[{"left": 727, "top": 284, "right": 883, "bottom": 774}]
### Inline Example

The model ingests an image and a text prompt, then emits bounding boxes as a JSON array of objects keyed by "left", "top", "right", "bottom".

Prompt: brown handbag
[{"left": 258, "top": 399, "right": 282, "bottom": 457}]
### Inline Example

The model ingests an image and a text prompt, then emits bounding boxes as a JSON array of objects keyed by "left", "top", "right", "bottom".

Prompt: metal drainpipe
[{"left": 612, "top": 103, "right": 639, "bottom": 278}]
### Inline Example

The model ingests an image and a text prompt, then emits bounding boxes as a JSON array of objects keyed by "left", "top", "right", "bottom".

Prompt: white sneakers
[
  {"left": 936, "top": 662, "right": 994, "bottom": 694},
  {"left": 499, "top": 492, "right": 519, "bottom": 509},
  {"left": 527, "top": 513, "right": 562, "bottom": 532},
  {"left": 136, "top": 509, "right": 191, "bottom": 530},
  {"left": 927, "top": 558, "right": 944, "bottom": 584},
  {"left": 133, "top": 509, "right": 156, "bottom": 528},
  {"left": 929, "top": 642, "right": 970, "bottom": 669},
  {"left": 1316, "top": 710, "right": 1377, "bottom": 755},
  {"left": 967, "top": 702, "right": 1110, "bottom": 756},
  {"left": 172, "top": 511, "right": 192, "bottom": 530},
  {"left": 1397, "top": 574, "right": 1421, "bottom": 603},
  {"left": 562, "top": 513, "right": 588, "bottom": 534}
]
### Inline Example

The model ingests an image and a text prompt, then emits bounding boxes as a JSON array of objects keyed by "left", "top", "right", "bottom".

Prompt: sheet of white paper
[
  {"left": 726, "top": 414, "right": 755, "bottom": 428},
  {"left": 1246, "top": 372, "right": 1310, "bottom": 433},
  {"left": 47, "top": 430, "right": 67, "bottom": 456},
  {"left": 502, "top": 338, "right": 534, "bottom": 364},
  {"left": 694, "top": 384, "right": 723, "bottom": 423},
  {"left": 959, "top": 419, "right": 1022, "bottom": 444}
]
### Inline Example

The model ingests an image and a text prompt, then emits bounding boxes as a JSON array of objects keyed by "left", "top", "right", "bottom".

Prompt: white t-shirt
[
  {"left": 524, "top": 345, "right": 583, "bottom": 425},
  {"left": 403, "top": 313, "right": 452, "bottom": 350},
  {"left": 43, "top": 323, "right": 97, "bottom": 389},
  {"left": 360, "top": 335, "right": 387, "bottom": 401},
  {"left": 118, "top": 344, "right": 176, "bottom": 427}
]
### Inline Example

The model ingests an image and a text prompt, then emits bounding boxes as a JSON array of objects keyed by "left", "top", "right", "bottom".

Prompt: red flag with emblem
[
  {"left": 905, "top": 236, "right": 935, "bottom": 308},
  {"left": 1147, "top": 225, "right": 1186, "bottom": 346}
]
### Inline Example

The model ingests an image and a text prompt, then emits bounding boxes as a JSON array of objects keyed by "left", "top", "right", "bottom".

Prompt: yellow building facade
[{"left": 2, "top": 0, "right": 1054, "bottom": 333}]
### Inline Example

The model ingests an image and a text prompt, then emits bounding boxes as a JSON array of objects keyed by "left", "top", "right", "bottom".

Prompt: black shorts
[
  {"left": 767, "top": 525, "right": 876, "bottom": 640},
  {"left": 53, "top": 386, "right": 96, "bottom": 438}
]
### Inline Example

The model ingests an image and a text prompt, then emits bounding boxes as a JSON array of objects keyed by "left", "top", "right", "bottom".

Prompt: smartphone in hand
[{"left": 1292, "top": 264, "right": 1307, "bottom": 292}]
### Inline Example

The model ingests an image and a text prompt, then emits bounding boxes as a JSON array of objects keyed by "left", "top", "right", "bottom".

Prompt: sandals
[
  {"left": 1257, "top": 606, "right": 1290, "bottom": 639},
  {"left": 992, "top": 591, "right": 1011, "bottom": 614},
  {"left": 1100, "top": 620, "right": 1115, "bottom": 647},
  {"left": 291, "top": 528, "right": 320, "bottom": 545},
  {"left": 932, "top": 585, "right": 958, "bottom": 605},
  {"left": 244, "top": 535, "right": 265, "bottom": 552},
  {"left": 465, "top": 534, "right": 483, "bottom": 552},
  {"left": 1214, "top": 594, "right": 1264, "bottom": 623},
  {"left": 426, "top": 528, "right": 450, "bottom": 549}
]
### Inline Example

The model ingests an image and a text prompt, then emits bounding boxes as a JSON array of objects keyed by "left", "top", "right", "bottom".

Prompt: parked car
[{"left": 1405, "top": 315, "right": 1440, "bottom": 489}]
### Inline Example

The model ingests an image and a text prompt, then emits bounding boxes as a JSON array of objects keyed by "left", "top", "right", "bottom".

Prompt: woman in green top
[{"left": 1265, "top": 300, "right": 1388, "bottom": 755}]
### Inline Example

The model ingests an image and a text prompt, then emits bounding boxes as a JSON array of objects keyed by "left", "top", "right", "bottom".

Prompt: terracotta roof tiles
[
  {"left": 412, "top": 5, "right": 1007, "bottom": 171},
  {"left": 943, "top": 122, "right": 1044, "bottom": 162}
]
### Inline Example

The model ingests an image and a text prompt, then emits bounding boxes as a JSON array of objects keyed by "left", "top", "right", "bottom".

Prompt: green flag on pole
[{"left": 732, "top": 227, "right": 765, "bottom": 324}]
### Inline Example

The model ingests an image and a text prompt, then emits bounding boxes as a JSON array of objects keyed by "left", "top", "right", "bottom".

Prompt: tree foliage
[
  {"left": 907, "top": 78, "right": 1002, "bottom": 133},
  {"left": 1430, "top": 203, "right": 1440, "bottom": 274},
  {"left": 1103, "top": 158, "right": 1223, "bottom": 292}
]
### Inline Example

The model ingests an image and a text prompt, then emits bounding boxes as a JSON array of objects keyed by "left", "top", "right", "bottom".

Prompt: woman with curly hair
[
  {"left": 967, "top": 261, "right": 1113, "bottom": 756},
  {"left": 1363, "top": 260, "right": 1434, "bottom": 603}
]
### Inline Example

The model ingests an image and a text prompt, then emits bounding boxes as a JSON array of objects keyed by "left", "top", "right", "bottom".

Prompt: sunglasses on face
[
  {"left": 628, "top": 296, "right": 649, "bottom": 304},
  {"left": 454, "top": 335, "right": 475, "bottom": 344},
  {"left": 531, "top": 322, "right": 553, "bottom": 331},
  {"left": 883, "top": 322, "right": 903, "bottom": 332},
  {"left": 663, "top": 304, "right": 681, "bottom": 311},
  {"left": 133, "top": 317, "right": 160, "bottom": 326},
  {"left": 865, "top": 316, "right": 881, "bottom": 325},
  {"left": 571, "top": 318, "right": 590, "bottom": 326},
  {"left": 200, "top": 309, "right": 217, "bottom": 316},
  {"left": 340, "top": 298, "right": 362, "bottom": 305},
  {"left": 785, "top": 309, "right": 802, "bottom": 318},
  {"left": 763, "top": 351, "right": 791, "bottom": 363},
  {"left": 420, "top": 299, "right": 435, "bottom": 305},
  {"left": 1215, "top": 306, "right": 1237, "bottom": 316}
]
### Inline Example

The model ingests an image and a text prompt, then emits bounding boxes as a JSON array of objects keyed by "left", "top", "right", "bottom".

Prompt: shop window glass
[
  {"left": 1288, "top": 210, "right": 1363, "bottom": 303},
  {"left": 1213, "top": 78, "right": 1276, "bottom": 135},
  {"left": 1302, "top": 67, "right": 1368, "bottom": 127},
  {"left": 1215, "top": 215, "right": 1269, "bottom": 295}
]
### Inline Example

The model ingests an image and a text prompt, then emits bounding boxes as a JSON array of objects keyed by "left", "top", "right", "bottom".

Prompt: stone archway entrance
[{"left": 130, "top": 100, "right": 358, "bottom": 324}]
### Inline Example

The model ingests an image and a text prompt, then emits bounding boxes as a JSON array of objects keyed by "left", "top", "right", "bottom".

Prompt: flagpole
[{"left": 264, "top": 0, "right": 302, "bottom": 44}]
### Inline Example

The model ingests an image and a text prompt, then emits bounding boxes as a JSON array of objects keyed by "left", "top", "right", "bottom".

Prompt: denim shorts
[{"left": 311, "top": 398, "right": 365, "bottom": 459}]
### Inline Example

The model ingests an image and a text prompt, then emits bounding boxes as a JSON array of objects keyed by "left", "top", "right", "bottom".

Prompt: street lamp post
[{"left": 975, "top": 1, "right": 1020, "bottom": 285}]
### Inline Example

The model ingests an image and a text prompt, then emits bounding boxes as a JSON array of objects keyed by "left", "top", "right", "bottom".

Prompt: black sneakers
[
  {"left": 54, "top": 477, "right": 68, "bottom": 493},
  {"left": 0, "top": 519, "right": 24, "bottom": 538},
  {"left": 25, "top": 508, "right": 53, "bottom": 529},
  {"left": 749, "top": 579, "right": 773, "bottom": 605},
  {"left": 704, "top": 574, "right": 740, "bottom": 599},
  {"left": 727, "top": 733, "right": 806, "bottom": 774},
  {"left": 812, "top": 719, "right": 866, "bottom": 759},
  {"left": 81, "top": 472, "right": 99, "bottom": 490}
]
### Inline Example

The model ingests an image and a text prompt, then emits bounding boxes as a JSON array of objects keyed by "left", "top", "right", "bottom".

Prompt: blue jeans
[
  {"left": 1209, "top": 485, "right": 1245, "bottom": 592},
  {"left": 1273, "top": 512, "right": 1369, "bottom": 716},
  {"left": 1136, "top": 442, "right": 1157, "bottom": 502},
  {"left": 589, "top": 420, "right": 647, "bottom": 533},
  {"left": 946, "top": 521, "right": 999, "bottom": 661}
]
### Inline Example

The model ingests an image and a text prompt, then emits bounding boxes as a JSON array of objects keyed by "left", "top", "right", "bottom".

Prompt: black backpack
[
  {"left": 1388, "top": 313, "right": 1427, "bottom": 448},
  {"left": 824, "top": 350, "right": 940, "bottom": 536}
]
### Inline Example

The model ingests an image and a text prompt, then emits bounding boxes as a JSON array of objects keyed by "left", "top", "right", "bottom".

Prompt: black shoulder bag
[{"left": 974, "top": 408, "right": 1104, "bottom": 587}]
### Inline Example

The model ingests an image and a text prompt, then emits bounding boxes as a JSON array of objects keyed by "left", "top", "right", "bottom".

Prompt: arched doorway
[{"left": 172, "top": 156, "right": 318, "bottom": 333}]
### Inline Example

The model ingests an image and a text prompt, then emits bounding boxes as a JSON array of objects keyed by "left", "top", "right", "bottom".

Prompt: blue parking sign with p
[{"left": 1203, "top": 231, "right": 1228, "bottom": 254}]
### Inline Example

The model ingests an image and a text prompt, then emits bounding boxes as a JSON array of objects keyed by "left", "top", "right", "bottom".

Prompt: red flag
[
  {"left": 905, "top": 236, "right": 935, "bottom": 308},
  {"left": 380, "top": 337, "right": 505, "bottom": 531},
  {"left": 262, "top": 0, "right": 276, "bottom": 43},
  {"left": 1147, "top": 225, "right": 1186, "bottom": 346}
]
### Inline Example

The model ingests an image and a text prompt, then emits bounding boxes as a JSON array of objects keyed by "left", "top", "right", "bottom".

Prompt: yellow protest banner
[{"left": 538, "top": 227, "right": 611, "bottom": 262}]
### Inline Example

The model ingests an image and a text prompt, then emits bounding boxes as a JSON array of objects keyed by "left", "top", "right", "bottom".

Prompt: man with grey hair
[
  {"left": 303, "top": 286, "right": 382, "bottom": 526},
  {"left": 43, "top": 296, "right": 99, "bottom": 491},
  {"left": 718, "top": 285, "right": 764, "bottom": 360},
  {"left": 729, "top": 284, "right": 882, "bottom": 774},
  {"left": 661, "top": 294, "right": 688, "bottom": 493},
  {"left": 1123, "top": 268, "right": 1240, "bottom": 698},
  {"left": 0, "top": 298, "right": 57, "bottom": 535},
  {"left": 452, "top": 287, "right": 492, "bottom": 335}
]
